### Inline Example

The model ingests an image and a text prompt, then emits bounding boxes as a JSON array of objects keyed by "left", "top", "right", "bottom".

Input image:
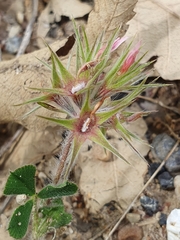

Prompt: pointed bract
[{"left": 90, "top": 128, "right": 130, "bottom": 164}]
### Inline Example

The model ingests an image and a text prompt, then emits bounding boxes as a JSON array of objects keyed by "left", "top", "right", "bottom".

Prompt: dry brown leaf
[
  {"left": 3, "top": 126, "right": 63, "bottom": 171},
  {"left": 86, "top": 0, "right": 137, "bottom": 44},
  {"left": 0, "top": 39, "right": 70, "bottom": 131},
  {"left": 125, "top": 0, "right": 180, "bottom": 80},
  {"left": 75, "top": 103, "right": 149, "bottom": 213}
]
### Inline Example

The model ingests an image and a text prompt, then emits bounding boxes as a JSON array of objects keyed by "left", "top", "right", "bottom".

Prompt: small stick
[
  {"left": 0, "top": 48, "right": 2, "bottom": 61},
  {"left": 105, "top": 140, "right": 179, "bottom": 240},
  {"left": 0, "top": 126, "right": 25, "bottom": 159},
  {"left": 0, "top": 196, "right": 13, "bottom": 214},
  {"left": 138, "top": 95, "right": 180, "bottom": 115},
  {"left": 16, "top": 0, "right": 38, "bottom": 57}
]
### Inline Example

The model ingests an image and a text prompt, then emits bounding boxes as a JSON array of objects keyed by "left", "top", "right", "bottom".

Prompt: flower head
[{"left": 19, "top": 25, "right": 155, "bottom": 183}]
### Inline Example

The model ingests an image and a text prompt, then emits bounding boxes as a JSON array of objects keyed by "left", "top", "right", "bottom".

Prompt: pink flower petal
[
  {"left": 95, "top": 36, "right": 128, "bottom": 60},
  {"left": 119, "top": 42, "right": 141, "bottom": 74},
  {"left": 111, "top": 36, "right": 128, "bottom": 52}
]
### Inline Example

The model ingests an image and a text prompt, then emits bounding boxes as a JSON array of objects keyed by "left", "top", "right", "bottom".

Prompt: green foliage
[
  {"left": 3, "top": 165, "right": 78, "bottom": 239},
  {"left": 37, "top": 199, "right": 72, "bottom": 236},
  {"left": 3, "top": 165, "right": 36, "bottom": 196},
  {"left": 38, "top": 181, "right": 78, "bottom": 199},
  {"left": 8, "top": 200, "right": 33, "bottom": 239}
]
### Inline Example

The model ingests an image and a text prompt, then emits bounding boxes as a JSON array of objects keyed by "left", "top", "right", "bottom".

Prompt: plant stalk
[
  {"left": 32, "top": 195, "right": 38, "bottom": 240},
  {"left": 53, "top": 131, "right": 74, "bottom": 184}
]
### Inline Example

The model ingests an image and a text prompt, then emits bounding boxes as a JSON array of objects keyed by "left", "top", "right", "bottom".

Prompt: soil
[{"left": 0, "top": 1, "right": 180, "bottom": 240}]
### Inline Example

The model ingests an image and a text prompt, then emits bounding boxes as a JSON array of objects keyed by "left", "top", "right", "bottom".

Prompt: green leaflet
[
  {"left": 38, "top": 181, "right": 78, "bottom": 199},
  {"left": 38, "top": 198, "right": 72, "bottom": 235},
  {"left": 4, "top": 165, "right": 36, "bottom": 196},
  {"left": 8, "top": 200, "right": 33, "bottom": 239}
]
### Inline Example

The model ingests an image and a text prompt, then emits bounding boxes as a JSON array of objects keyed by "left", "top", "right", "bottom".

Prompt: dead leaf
[
  {"left": 86, "top": 0, "right": 137, "bottom": 44},
  {"left": 75, "top": 103, "right": 149, "bottom": 213},
  {"left": 3, "top": 126, "right": 63, "bottom": 171},
  {"left": 56, "top": 34, "right": 75, "bottom": 57},
  {"left": 125, "top": 0, "right": 180, "bottom": 80}
]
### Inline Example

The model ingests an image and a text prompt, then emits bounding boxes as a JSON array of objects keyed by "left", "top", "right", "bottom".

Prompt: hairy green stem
[
  {"left": 32, "top": 195, "right": 38, "bottom": 240},
  {"left": 53, "top": 131, "right": 74, "bottom": 184}
]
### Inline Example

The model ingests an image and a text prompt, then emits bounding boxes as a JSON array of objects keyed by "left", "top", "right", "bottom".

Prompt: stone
[
  {"left": 118, "top": 225, "right": 143, "bottom": 240},
  {"left": 126, "top": 213, "right": 141, "bottom": 223},
  {"left": 152, "top": 133, "right": 180, "bottom": 174},
  {"left": 174, "top": 175, "right": 180, "bottom": 198},
  {"left": 158, "top": 171, "right": 174, "bottom": 190},
  {"left": 159, "top": 213, "right": 167, "bottom": 226},
  {"left": 140, "top": 196, "right": 159, "bottom": 216}
]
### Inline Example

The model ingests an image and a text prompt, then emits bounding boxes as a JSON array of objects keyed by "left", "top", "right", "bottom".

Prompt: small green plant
[
  {"left": 4, "top": 23, "right": 159, "bottom": 239},
  {"left": 3, "top": 165, "right": 77, "bottom": 239}
]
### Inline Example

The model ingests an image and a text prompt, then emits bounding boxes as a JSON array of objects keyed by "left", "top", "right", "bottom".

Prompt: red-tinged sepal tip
[
  {"left": 95, "top": 36, "right": 128, "bottom": 60},
  {"left": 118, "top": 42, "right": 141, "bottom": 74},
  {"left": 77, "top": 60, "right": 98, "bottom": 76}
]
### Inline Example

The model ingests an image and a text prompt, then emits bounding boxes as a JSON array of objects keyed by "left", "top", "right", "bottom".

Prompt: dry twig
[
  {"left": 0, "top": 196, "right": 13, "bottom": 215},
  {"left": 0, "top": 126, "right": 25, "bottom": 159},
  {"left": 16, "top": 0, "right": 38, "bottom": 57},
  {"left": 139, "top": 95, "right": 180, "bottom": 115}
]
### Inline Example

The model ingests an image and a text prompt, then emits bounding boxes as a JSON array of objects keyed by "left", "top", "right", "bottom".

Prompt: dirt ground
[{"left": 0, "top": 1, "right": 180, "bottom": 240}]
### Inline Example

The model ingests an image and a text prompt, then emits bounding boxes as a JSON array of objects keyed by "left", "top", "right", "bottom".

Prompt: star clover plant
[
  {"left": 20, "top": 25, "right": 157, "bottom": 184},
  {"left": 3, "top": 24, "right": 161, "bottom": 239}
]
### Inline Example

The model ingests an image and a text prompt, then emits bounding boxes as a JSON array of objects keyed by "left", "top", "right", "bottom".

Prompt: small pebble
[
  {"left": 174, "top": 175, "right": 180, "bottom": 197},
  {"left": 140, "top": 196, "right": 159, "bottom": 216},
  {"left": 158, "top": 171, "right": 174, "bottom": 190},
  {"left": 152, "top": 133, "right": 180, "bottom": 174},
  {"left": 118, "top": 225, "right": 143, "bottom": 240},
  {"left": 165, "top": 150, "right": 180, "bottom": 173},
  {"left": 152, "top": 133, "right": 175, "bottom": 160},
  {"left": 126, "top": 213, "right": 141, "bottom": 223},
  {"left": 5, "top": 36, "right": 22, "bottom": 54},
  {"left": 158, "top": 213, "right": 167, "bottom": 226}
]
